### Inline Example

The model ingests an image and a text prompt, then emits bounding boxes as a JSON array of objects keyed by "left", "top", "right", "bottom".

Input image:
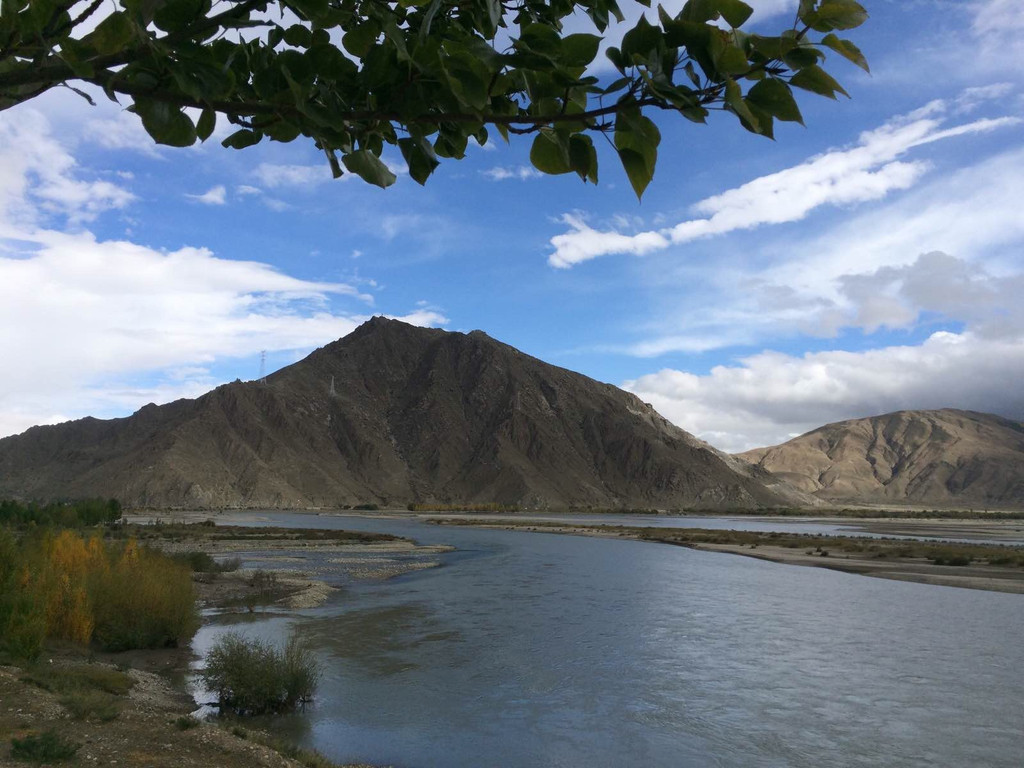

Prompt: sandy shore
[{"left": 123, "top": 514, "right": 452, "bottom": 611}]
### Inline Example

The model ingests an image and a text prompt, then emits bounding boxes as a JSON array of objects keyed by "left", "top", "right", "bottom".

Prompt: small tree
[{"left": 0, "top": 0, "right": 868, "bottom": 196}]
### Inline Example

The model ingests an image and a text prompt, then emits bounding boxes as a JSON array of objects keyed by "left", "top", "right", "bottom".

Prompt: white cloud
[
  {"left": 236, "top": 185, "right": 262, "bottom": 196},
  {"left": 186, "top": 185, "right": 227, "bottom": 205},
  {"left": 0, "top": 109, "right": 135, "bottom": 228},
  {"left": 253, "top": 163, "right": 334, "bottom": 189},
  {"left": 0, "top": 230, "right": 447, "bottom": 437},
  {"left": 973, "top": 0, "right": 1024, "bottom": 38},
  {"left": 0, "top": 110, "right": 445, "bottom": 439},
  {"left": 624, "top": 331, "right": 1024, "bottom": 453},
  {"left": 549, "top": 213, "right": 669, "bottom": 268},
  {"left": 83, "top": 110, "right": 164, "bottom": 158},
  {"left": 481, "top": 166, "right": 542, "bottom": 181},
  {"left": 547, "top": 101, "right": 1020, "bottom": 268},
  {"left": 619, "top": 141, "right": 1024, "bottom": 358}
]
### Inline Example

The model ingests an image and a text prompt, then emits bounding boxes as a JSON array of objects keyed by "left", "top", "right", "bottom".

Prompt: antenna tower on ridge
[{"left": 259, "top": 350, "right": 267, "bottom": 384}]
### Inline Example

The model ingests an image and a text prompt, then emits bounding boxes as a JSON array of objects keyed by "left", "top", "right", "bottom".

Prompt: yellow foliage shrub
[{"left": 0, "top": 527, "right": 198, "bottom": 658}]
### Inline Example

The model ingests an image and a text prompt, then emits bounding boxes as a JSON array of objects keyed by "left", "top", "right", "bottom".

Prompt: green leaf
[
  {"left": 746, "top": 78, "right": 803, "bottom": 123},
  {"left": 343, "top": 23, "right": 378, "bottom": 58},
  {"left": 122, "top": 0, "right": 163, "bottom": 25},
  {"left": 518, "top": 23, "right": 562, "bottom": 58},
  {"left": 680, "top": 0, "right": 719, "bottom": 23},
  {"left": 716, "top": 0, "right": 753, "bottom": 28},
  {"left": 530, "top": 132, "right": 572, "bottom": 175},
  {"left": 222, "top": 129, "right": 263, "bottom": 149},
  {"left": 782, "top": 45, "right": 821, "bottom": 69},
  {"left": 620, "top": 15, "right": 662, "bottom": 62},
  {"left": 568, "top": 134, "right": 598, "bottom": 184},
  {"left": 153, "top": 0, "right": 207, "bottom": 34},
  {"left": 789, "top": 63, "right": 849, "bottom": 98},
  {"left": 561, "top": 34, "right": 602, "bottom": 68},
  {"left": 398, "top": 136, "right": 440, "bottom": 185},
  {"left": 85, "top": 11, "right": 134, "bottom": 56},
  {"left": 342, "top": 150, "right": 397, "bottom": 188},
  {"left": 709, "top": 31, "right": 749, "bottom": 75},
  {"left": 283, "top": 24, "right": 312, "bottom": 48},
  {"left": 724, "top": 78, "right": 759, "bottom": 133},
  {"left": 617, "top": 148, "right": 653, "bottom": 200},
  {"left": 196, "top": 108, "right": 216, "bottom": 141},
  {"left": 801, "top": 0, "right": 868, "bottom": 32},
  {"left": 821, "top": 33, "right": 869, "bottom": 72},
  {"left": 286, "top": 0, "right": 329, "bottom": 23},
  {"left": 614, "top": 110, "right": 659, "bottom": 199},
  {"left": 132, "top": 99, "right": 197, "bottom": 147}
]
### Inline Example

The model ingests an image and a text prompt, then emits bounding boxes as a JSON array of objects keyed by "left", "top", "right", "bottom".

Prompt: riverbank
[
  {"left": 122, "top": 516, "right": 453, "bottom": 611},
  {"left": 430, "top": 518, "right": 1024, "bottom": 594},
  {"left": 0, "top": 658, "right": 381, "bottom": 768},
  {"left": 0, "top": 518, "right": 448, "bottom": 767}
]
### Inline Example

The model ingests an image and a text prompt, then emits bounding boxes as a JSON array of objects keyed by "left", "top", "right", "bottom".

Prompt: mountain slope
[
  {"left": 0, "top": 318, "right": 815, "bottom": 510},
  {"left": 738, "top": 409, "right": 1024, "bottom": 508}
]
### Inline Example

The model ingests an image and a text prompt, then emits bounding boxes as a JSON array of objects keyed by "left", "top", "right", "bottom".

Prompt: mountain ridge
[
  {"left": 0, "top": 318, "right": 817, "bottom": 510},
  {"left": 737, "top": 409, "right": 1024, "bottom": 508}
]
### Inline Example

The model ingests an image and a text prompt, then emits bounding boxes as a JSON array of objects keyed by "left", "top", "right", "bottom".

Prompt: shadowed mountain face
[
  {"left": 0, "top": 318, "right": 814, "bottom": 510},
  {"left": 738, "top": 409, "right": 1024, "bottom": 508}
]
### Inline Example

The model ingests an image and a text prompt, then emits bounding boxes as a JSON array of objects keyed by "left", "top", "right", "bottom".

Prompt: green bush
[
  {"left": 173, "top": 551, "right": 242, "bottom": 573},
  {"left": 10, "top": 731, "right": 80, "bottom": 762},
  {"left": 59, "top": 690, "right": 121, "bottom": 722},
  {"left": 91, "top": 544, "right": 200, "bottom": 651},
  {"left": 202, "top": 633, "right": 320, "bottom": 715},
  {"left": 175, "top": 715, "right": 200, "bottom": 730}
]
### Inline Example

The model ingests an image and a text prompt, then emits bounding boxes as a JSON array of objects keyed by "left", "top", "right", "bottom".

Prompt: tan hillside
[
  {"left": 0, "top": 318, "right": 816, "bottom": 510},
  {"left": 738, "top": 409, "right": 1024, "bottom": 508}
]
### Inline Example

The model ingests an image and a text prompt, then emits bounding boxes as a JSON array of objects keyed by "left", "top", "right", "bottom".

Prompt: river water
[{"left": 193, "top": 513, "right": 1024, "bottom": 768}]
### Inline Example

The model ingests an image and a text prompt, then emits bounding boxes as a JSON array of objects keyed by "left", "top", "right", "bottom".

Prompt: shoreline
[{"left": 428, "top": 518, "right": 1024, "bottom": 595}]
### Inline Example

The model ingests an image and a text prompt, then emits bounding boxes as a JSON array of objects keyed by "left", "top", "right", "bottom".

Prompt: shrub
[
  {"left": 173, "top": 551, "right": 241, "bottom": 573},
  {"left": 1, "top": 528, "right": 199, "bottom": 659},
  {"left": 10, "top": 730, "right": 80, "bottom": 762},
  {"left": 59, "top": 690, "right": 121, "bottom": 722},
  {"left": 932, "top": 555, "right": 972, "bottom": 567},
  {"left": 202, "top": 633, "right": 320, "bottom": 715},
  {"left": 90, "top": 542, "right": 200, "bottom": 651},
  {"left": 22, "top": 663, "right": 134, "bottom": 696},
  {"left": 175, "top": 715, "right": 200, "bottom": 730}
]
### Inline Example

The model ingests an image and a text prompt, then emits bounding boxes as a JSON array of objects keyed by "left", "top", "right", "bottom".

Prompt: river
[{"left": 192, "top": 513, "right": 1024, "bottom": 768}]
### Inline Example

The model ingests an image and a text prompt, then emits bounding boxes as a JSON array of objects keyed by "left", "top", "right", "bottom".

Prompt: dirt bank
[{"left": 0, "top": 661, "right": 378, "bottom": 768}]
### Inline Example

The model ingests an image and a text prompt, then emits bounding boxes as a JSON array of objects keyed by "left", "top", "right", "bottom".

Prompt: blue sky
[{"left": 1, "top": 0, "right": 1023, "bottom": 451}]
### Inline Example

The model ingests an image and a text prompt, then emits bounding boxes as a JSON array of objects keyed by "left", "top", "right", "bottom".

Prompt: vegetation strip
[{"left": 431, "top": 519, "right": 1024, "bottom": 594}]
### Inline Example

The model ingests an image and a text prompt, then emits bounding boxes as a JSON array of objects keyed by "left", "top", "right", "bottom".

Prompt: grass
[
  {"left": 10, "top": 730, "right": 80, "bottom": 763},
  {"left": 22, "top": 662, "right": 135, "bottom": 695},
  {"left": 59, "top": 689, "right": 122, "bottom": 721},
  {"left": 175, "top": 715, "right": 200, "bottom": 730},
  {"left": 202, "top": 633, "right": 321, "bottom": 715},
  {"left": 22, "top": 662, "right": 135, "bottom": 722}
]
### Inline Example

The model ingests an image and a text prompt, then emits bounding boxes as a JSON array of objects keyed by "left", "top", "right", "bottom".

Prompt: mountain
[
  {"left": 738, "top": 409, "right": 1024, "bottom": 508},
  {"left": 0, "top": 318, "right": 816, "bottom": 510}
]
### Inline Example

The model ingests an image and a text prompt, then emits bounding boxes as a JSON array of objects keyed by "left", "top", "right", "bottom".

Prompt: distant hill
[
  {"left": 0, "top": 318, "right": 816, "bottom": 510},
  {"left": 738, "top": 409, "right": 1024, "bottom": 508}
]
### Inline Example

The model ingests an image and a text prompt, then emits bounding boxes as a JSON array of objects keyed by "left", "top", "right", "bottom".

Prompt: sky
[{"left": 1, "top": 0, "right": 1022, "bottom": 452}]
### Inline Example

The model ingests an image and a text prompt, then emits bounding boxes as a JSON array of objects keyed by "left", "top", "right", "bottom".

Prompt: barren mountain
[
  {"left": 0, "top": 318, "right": 815, "bottom": 510},
  {"left": 738, "top": 409, "right": 1024, "bottom": 508}
]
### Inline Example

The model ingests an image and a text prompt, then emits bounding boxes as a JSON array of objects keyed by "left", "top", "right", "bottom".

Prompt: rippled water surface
[{"left": 193, "top": 514, "right": 1024, "bottom": 768}]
